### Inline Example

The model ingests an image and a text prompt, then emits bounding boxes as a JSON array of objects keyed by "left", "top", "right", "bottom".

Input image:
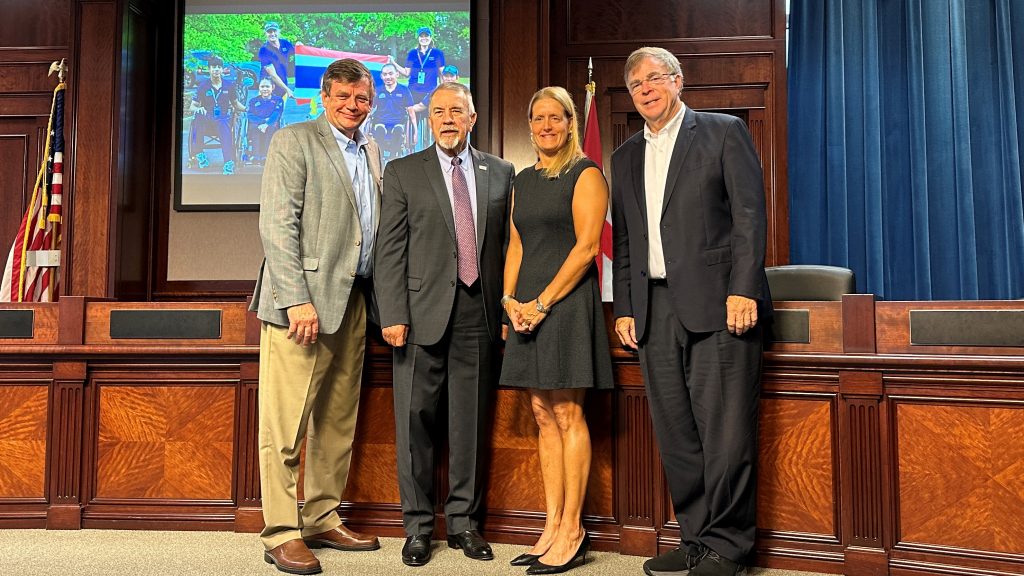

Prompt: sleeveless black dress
[{"left": 500, "top": 158, "right": 614, "bottom": 390}]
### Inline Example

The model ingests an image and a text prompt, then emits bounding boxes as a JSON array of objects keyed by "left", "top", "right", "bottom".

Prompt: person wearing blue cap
[
  {"left": 388, "top": 26, "right": 446, "bottom": 104},
  {"left": 258, "top": 21, "right": 296, "bottom": 101}
]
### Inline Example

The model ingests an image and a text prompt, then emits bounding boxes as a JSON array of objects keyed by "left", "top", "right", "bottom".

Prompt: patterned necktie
[{"left": 451, "top": 156, "right": 479, "bottom": 286}]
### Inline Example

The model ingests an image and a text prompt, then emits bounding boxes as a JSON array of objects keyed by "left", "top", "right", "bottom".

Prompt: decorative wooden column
[
  {"left": 615, "top": 363, "right": 659, "bottom": 556},
  {"left": 234, "top": 306, "right": 263, "bottom": 532},
  {"left": 839, "top": 294, "right": 889, "bottom": 575},
  {"left": 46, "top": 296, "right": 89, "bottom": 528}
]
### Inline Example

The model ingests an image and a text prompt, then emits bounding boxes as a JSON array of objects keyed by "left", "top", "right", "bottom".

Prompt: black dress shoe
[
  {"left": 510, "top": 551, "right": 543, "bottom": 566},
  {"left": 526, "top": 533, "right": 590, "bottom": 575},
  {"left": 401, "top": 534, "right": 432, "bottom": 567},
  {"left": 446, "top": 530, "right": 494, "bottom": 561}
]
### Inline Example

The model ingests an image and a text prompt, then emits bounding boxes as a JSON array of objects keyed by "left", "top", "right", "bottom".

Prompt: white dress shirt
[{"left": 644, "top": 102, "right": 687, "bottom": 280}]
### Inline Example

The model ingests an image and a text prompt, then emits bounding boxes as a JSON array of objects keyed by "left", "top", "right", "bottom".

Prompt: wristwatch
[{"left": 535, "top": 297, "right": 551, "bottom": 314}]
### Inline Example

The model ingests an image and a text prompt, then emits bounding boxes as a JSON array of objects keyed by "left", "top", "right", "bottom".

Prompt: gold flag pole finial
[{"left": 48, "top": 59, "right": 67, "bottom": 83}]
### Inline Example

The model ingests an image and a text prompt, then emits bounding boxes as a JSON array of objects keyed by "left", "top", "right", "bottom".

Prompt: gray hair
[
  {"left": 624, "top": 46, "right": 684, "bottom": 85},
  {"left": 429, "top": 81, "right": 476, "bottom": 115},
  {"left": 321, "top": 58, "right": 375, "bottom": 99}
]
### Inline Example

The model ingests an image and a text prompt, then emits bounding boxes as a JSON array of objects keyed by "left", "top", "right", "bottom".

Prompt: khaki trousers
[{"left": 258, "top": 288, "right": 366, "bottom": 550}]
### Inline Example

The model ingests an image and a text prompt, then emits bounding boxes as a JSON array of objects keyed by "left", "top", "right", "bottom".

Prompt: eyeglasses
[{"left": 627, "top": 72, "right": 678, "bottom": 95}]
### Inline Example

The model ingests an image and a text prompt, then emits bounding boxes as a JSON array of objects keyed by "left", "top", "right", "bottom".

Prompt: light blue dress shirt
[{"left": 330, "top": 123, "right": 375, "bottom": 276}]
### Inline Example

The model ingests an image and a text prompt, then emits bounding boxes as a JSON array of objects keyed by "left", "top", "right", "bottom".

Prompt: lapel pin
[{"left": 478, "top": 165, "right": 487, "bottom": 170}]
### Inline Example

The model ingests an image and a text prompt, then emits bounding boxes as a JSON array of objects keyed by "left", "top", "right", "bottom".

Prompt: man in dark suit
[
  {"left": 374, "top": 82, "right": 514, "bottom": 567},
  {"left": 611, "top": 47, "right": 771, "bottom": 576}
]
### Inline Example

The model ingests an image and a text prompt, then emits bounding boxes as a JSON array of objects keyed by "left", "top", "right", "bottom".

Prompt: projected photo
[{"left": 177, "top": 3, "right": 471, "bottom": 210}]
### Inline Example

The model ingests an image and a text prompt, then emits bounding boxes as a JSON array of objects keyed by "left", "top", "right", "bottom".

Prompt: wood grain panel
[
  {"left": 0, "top": 62, "right": 66, "bottom": 93},
  {"left": 565, "top": 0, "right": 773, "bottom": 42},
  {"left": 766, "top": 301, "right": 844, "bottom": 354},
  {"left": 758, "top": 395, "right": 835, "bottom": 536},
  {"left": 83, "top": 302, "right": 248, "bottom": 345},
  {"left": 343, "top": 386, "right": 400, "bottom": 504},
  {"left": 0, "top": 0, "right": 70, "bottom": 48},
  {"left": 95, "top": 385, "right": 234, "bottom": 500},
  {"left": 68, "top": 1, "right": 116, "bottom": 297},
  {"left": 877, "top": 301, "right": 1024, "bottom": 356},
  {"left": 487, "top": 388, "right": 544, "bottom": 510},
  {"left": 484, "top": 388, "right": 614, "bottom": 517},
  {"left": 0, "top": 93, "right": 56, "bottom": 117},
  {"left": 0, "top": 385, "right": 48, "bottom": 498},
  {"left": 896, "top": 401, "right": 1024, "bottom": 554},
  {"left": 0, "top": 125, "right": 39, "bottom": 256},
  {"left": 0, "top": 303, "right": 58, "bottom": 345}
]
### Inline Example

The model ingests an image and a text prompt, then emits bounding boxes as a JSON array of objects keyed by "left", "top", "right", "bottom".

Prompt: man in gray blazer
[
  {"left": 251, "top": 59, "right": 382, "bottom": 575},
  {"left": 374, "top": 82, "right": 514, "bottom": 567}
]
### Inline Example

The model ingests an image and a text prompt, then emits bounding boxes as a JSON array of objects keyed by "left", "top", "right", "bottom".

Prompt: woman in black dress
[{"left": 500, "top": 86, "right": 614, "bottom": 575}]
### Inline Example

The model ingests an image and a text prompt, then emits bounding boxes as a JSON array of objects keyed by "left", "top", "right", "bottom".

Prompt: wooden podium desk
[{"left": 2, "top": 296, "right": 1023, "bottom": 576}]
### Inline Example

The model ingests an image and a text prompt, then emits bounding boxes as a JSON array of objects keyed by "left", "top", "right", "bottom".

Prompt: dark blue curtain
[{"left": 788, "top": 0, "right": 1024, "bottom": 300}]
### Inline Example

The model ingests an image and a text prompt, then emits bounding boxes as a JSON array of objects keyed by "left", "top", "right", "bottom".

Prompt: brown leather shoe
[
  {"left": 264, "top": 539, "right": 322, "bottom": 575},
  {"left": 304, "top": 524, "right": 381, "bottom": 551}
]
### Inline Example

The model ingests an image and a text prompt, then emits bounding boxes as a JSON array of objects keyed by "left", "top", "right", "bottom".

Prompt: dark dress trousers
[
  {"left": 374, "top": 144, "right": 514, "bottom": 537},
  {"left": 611, "top": 109, "right": 772, "bottom": 562}
]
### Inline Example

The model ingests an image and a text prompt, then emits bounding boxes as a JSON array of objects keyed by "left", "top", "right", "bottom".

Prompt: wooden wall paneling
[
  {"left": 838, "top": 371, "right": 889, "bottom": 576},
  {"left": 887, "top": 388, "right": 1024, "bottom": 576},
  {"left": 233, "top": 361, "right": 261, "bottom": 532},
  {"left": 0, "top": 303, "right": 59, "bottom": 345},
  {"left": 82, "top": 301, "right": 248, "bottom": 346},
  {"left": 0, "top": 0, "right": 71, "bottom": 49},
  {"left": 0, "top": 383, "right": 49, "bottom": 498},
  {"left": 46, "top": 361, "right": 85, "bottom": 528},
  {"left": 757, "top": 392, "right": 838, "bottom": 538},
  {"left": 564, "top": 0, "right": 774, "bottom": 43},
  {"left": 765, "top": 301, "right": 844, "bottom": 354},
  {"left": 67, "top": 0, "right": 119, "bottom": 298},
  {"left": 0, "top": 363, "right": 52, "bottom": 528},
  {"left": 844, "top": 294, "right": 878, "bottom": 354},
  {"left": 876, "top": 301, "right": 1024, "bottom": 356},
  {"left": 613, "top": 363, "right": 657, "bottom": 555},
  {"left": 113, "top": 0, "right": 157, "bottom": 301},
  {"left": 495, "top": 0, "right": 549, "bottom": 169},
  {"left": 0, "top": 48, "right": 69, "bottom": 260}
]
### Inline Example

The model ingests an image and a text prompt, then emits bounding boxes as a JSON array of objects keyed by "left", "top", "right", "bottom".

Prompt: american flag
[
  {"left": 583, "top": 77, "right": 613, "bottom": 301},
  {"left": 0, "top": 82, "right": 65, "bottom": 302}
]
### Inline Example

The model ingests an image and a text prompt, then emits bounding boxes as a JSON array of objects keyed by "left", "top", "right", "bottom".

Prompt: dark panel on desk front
[
  {"left": 0, "top": 310, "right": 33, "bottom": 339},
  {"left": 109, "top": 309, "right": 221, "bottom": 339},
  {"left": 910, "top": 310, "right": 1024, "bottom": 347}
]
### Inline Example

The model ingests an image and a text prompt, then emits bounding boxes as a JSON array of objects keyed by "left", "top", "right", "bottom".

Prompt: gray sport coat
[{"left": 250, "top": 114, "right": 382, "bottom": 334}]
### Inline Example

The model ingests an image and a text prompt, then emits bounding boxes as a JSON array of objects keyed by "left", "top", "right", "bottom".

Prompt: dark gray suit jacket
[
  {"left": 374, "top": 145, "right": 514, "bottom": 346},
  {"left": 611, "top": 109, "right": 771, "bottom": 338}
]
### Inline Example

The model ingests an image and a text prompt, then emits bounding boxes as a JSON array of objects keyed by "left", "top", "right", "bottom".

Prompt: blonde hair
[{"left": 528, "top": 86, "right": 586, "bottom": 179}]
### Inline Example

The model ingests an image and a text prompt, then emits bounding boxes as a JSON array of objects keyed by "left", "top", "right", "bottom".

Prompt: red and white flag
[
  {"left": 1, "top": 82, "right": 65, "bottom": 302},
  {"left": 583, "top": 76, "right": 612, "bottom": 301}
]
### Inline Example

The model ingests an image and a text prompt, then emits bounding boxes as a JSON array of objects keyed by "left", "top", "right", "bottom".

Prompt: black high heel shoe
[
  {"left": 525, "top": 533, "right": 590, "bottom": 575},
  {"left": 510, "top": 552, "right": 543, "bottom": 566}
]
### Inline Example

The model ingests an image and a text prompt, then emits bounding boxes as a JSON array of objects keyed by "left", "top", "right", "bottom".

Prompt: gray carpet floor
[{"left": 0, "top": 530, "right": 829, "bottom": 576}]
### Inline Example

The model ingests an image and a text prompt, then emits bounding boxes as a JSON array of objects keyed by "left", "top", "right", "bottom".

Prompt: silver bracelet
[{"left": 500, "top": 294, "right": 515, "bottom": 307}]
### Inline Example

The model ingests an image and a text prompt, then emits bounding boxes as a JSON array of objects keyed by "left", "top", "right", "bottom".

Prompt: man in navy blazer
[{"left": 611, "top": 46, "right": 771, "bottom": 576}]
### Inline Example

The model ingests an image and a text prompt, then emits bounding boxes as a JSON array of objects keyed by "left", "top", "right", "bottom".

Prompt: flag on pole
[
  {"left": 293, "top": 45, "right": 390, "bottom": 104},
  {"left": 582, "top": 72, "right": 613, "bottom": 301},
  {"left": 1, "top": 81, "right": 65, "bottom": 303}
]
